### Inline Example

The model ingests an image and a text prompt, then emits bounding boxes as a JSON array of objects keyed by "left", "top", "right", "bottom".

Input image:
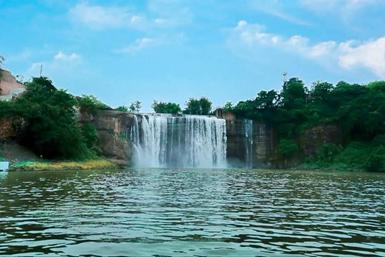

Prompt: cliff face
[
  {"left": 90, "top": 110, "right": 276, "bottom": 167},
  {"left": 300, "top": 125, "right": 342, "bottom": 157},
  {"left": 0, "top": 119, "right": 15, "bottom": 140},
  {"left": 225, "top": 120, "right": 275, "bottom": 168},
  {"left": 82, "top": 110, "right": 136, "bottom": 165}
]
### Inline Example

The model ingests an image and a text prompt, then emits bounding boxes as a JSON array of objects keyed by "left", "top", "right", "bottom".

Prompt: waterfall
[
  {"left": 244, "top": 119, "right": 254, "bottom": 168},
  {"left": 130, "top": 114, "right": 227, "bottom": 168}
]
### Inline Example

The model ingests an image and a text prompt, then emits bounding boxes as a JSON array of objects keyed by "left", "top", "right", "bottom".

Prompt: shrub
[
  {"left": 152, "top": 101, "right": 181, "bottom": 114},
  {"left": 77, "top": 95, "right": 110, "bottom": 115},
  {"left": 365, "top": 147, "right": 385, "bottom": 172},
  {"left": 316, "top": 143, "right": 343, "bottom": 163},
  {"left": 14, "top": 77, "right": 94, "bottom": 159},
  {"left": 278, "top": 139, "right": 299, "bottom": 159}
]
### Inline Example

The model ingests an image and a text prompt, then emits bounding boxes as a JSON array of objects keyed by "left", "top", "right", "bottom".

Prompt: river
[{"left": 0, "top": 169, "right": 385, "bottom": 256}]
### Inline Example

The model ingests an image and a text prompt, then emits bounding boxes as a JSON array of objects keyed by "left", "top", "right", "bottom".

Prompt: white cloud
[
  {"left": 233, "top": 21, "right": 336, "bottom": 59},
  {"left": 54, "top": 51, "right": 81, "bottom": 62},
  {"left": 69, "top": 2, "right": 146, "bottom": 30},
  {"left": 69, "top": 2, "right": 188, "bottom": 31},
  {"left": 339, "top": 38, "right": 385, "bottom": 78},
  {"left": 116, "top": 38, "right": 159, "bottom": 54},
  {"left": 301, "top": 0, "right": 383, "bottom": 15},
  {"left": 248, "top": 0, "right": 311, "bottom": 26},
  {"left": 27, "top": 51, "right": 82, "bottom": 78},
  {"left": 232, "top": 20, "right": 385, "bottom": 78}
]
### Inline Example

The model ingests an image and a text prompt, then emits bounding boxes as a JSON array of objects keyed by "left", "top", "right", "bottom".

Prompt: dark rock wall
[
  {"left": 83, "top": 110, "right": 136, "bottom": 165},
  {"left": 226, "top": 119, "right": 275, "bottom": 168},
  {"left": 299, "top": 125, "right": 342, "bottom": 157}
]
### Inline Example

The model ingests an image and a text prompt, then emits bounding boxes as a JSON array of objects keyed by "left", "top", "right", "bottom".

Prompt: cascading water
[
  {"left": 130, "top": 114, "right": 227, "bottom": 168},
  {"left": 244, "top": 119, "right": 254, "bottom": 168}
]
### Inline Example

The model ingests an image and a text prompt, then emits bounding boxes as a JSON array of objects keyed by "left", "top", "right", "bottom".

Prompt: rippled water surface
[{"left": 0, "top": 169, "right": 385, "bottom": 256}]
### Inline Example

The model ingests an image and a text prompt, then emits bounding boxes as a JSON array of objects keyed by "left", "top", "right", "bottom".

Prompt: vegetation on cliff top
[
  {"left": 0, "top": 77, "right": 104, "bottom": 160},
  {"left": 152, "top": 101, "right": 182, "bottom": 115},
  {"left": 226, "top": 78, "right": 385, "bottom": 171},
  {"left": 2, "top": 66, "right": 385, "bottom": 172},
  {"left": 152, "top": 97, "right": 212, "bottom": 115}
]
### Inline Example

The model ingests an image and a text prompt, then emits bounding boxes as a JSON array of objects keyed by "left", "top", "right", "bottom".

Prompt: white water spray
[{"left": 130, "top": 114, "right": 227, "bottom": 168}]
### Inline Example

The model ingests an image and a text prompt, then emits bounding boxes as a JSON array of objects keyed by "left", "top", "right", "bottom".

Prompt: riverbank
[{"left": 9, "top": 159, "right": 119, "bottom": 172}]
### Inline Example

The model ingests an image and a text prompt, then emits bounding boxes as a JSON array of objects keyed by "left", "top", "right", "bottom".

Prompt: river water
[{"left": 0, "top": 169, "right": 385, "bottom": 256}]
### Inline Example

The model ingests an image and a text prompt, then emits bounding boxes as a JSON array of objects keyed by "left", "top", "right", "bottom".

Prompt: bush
[
  {"left": 77, "top": 95, "right": 110, "bottom": 115},
  {"left": 115, "top": 106, "right": 128, "bottom": 112},
  {"left": 365, "top": 147, "right": 385, "bottom": 172},
  {"left": 278, "top": 139, "right": 299, "bottom": 159},
  {"left": 13, "top": 77, "right": 94, "bottom": 159},
  {"left": 316, "top": 143, "right": 343, "bottom": 163},
  {"left": 152, "top": 101, "right": 181, "bottom": 114},
  {"left": 184, "top": 97, "right": 212, "bottom": 115},
  {"left": 81, "top": 122, "right": 99, "bottom": 153}
]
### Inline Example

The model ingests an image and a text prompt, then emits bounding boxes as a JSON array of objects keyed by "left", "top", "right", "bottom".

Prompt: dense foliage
[
  {"left": 77, "top": 95, "right": 110, "bottom": 115},
  {"left": 0, "top": 77, "right": 100, "bottom": 160},
  {"left": 115, "top": 106, "right": 129, "bottom": 112},
  {"left": 184, "top": 97, "right": 212, "bottom": 115},
  {"left": 129, "top": 101, "right": 141, "bottom": 113},
  {"left": 228, "top": 78, "right": 385, "bottom": 171},
  {"left": 152, "top": 101, "right": 182, "bottom": 114}
]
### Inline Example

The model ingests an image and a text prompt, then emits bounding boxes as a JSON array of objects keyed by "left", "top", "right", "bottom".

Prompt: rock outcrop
[
  {"left": 300, "top": 125, "right": 342, "bottom": 157},
  {"left": 88, "top": 110, "right": 276, "bottom": 167},
  {"left": 225, "top": 119, "right": 275, "bottom": 168},
  {"left": 83, "top": 110, "right": 136, "bottom": 165},
  {"left": 0, "top": 69, "right": 25, "bottom": 101}
]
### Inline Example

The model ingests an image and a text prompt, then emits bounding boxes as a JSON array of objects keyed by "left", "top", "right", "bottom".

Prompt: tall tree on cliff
[
  {"left": 152, "top": 101, "right": 181, "bottom": 114},
  {"left": 184, "top": 97, "right": 212, "bottom": 115},
  {"left": 15, "top": 77, "right": 92, "bottom": 159}
]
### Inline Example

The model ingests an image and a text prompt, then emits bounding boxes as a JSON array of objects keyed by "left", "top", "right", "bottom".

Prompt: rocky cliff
[
  {"left": 225, "top": 119, "right": 275, "bottom": 168},
  {"left": 299, "top": 125, "right": 342, "bottom": 157},
  {"left": 81, "top": 110, "right": 136, "bottom": 165},
  {"left": 0, "top": 69, "right": 25, "bottom": 101},
  {"left": 89, "top": 110, "right": 276, "bottom": 167}
]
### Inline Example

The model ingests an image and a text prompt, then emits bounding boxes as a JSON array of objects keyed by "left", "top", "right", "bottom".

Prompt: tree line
[
  {"left": 2, "top": 72, "right": 385, "bottom": 171},
  {"left": 0, "top": 77, "right": 105, "bottom": 160},
  {"left": 227, "top": 78, "right": 385, "bottom": 171}
]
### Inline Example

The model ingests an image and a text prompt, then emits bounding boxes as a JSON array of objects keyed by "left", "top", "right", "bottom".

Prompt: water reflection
[{"left": 0, "top": 169, "right": 385, "bottom": 256}]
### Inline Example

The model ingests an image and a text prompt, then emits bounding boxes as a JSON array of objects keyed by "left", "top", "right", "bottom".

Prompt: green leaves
[
  {"left": 152, "top": 101, "right": 181, "bottom": 114},
  {"left": 184, "top": 97, "right": 212, "bottom": 115},
  {"left": 77, "top": 95, "right": 110, "bottom": 115},
  {"left": 10, "top": 77, "right": 95, "bottom": 160},
  {"left": 278, "top": 139, "right": 299, "bottom": 159}
]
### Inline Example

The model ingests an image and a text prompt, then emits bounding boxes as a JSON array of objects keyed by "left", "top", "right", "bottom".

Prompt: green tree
[
  {"left": 129, "top": 101, "right": 141, "bottom": 113},
  {"left": 81, "top": 122, "right": 99, "bottom": 153},
  {"left": 281, "top": 78, "right": 307, "bottom": 109},
  {"left": 152, "top": 101, "right": 181, "bottom": 114},
  {"left": 116, "top": 106, "right": 129, "bottom": 112},
  {"left": 199, "top": 97, "right": 212, "bottom": 115},
  {"left": 184, "top": 97, "right": 212, "bottom": 115},
  {"left": 311, "top": 81, "right": 333, "bottom": 102},
  {"left": 184, "top": 98, "right": 201, "bottom": 114},
  {"left": 15, "top": 77, "right": 92, "bottom": 159},
  {"left": 223, "top": 102, "right": 233, "bottom": 112},
  {"left": 77, "top": 95, "right": 110, "bottom": 115},
  {"left": 278, "top": 139, "right": 299, "bottom": 159}
]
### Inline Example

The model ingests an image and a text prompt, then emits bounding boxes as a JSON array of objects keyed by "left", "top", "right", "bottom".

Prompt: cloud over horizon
[{"left": 232, "top": 20, "right": 385, "bottom": 78}]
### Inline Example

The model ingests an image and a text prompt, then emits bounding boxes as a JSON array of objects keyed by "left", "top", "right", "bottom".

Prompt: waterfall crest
[{"left": 130, "top": 114, "right": 227, "bottom": 168}]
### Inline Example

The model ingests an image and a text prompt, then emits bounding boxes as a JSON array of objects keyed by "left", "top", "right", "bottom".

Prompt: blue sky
[{"left": 1, "top": 0, "right": 385, "bottom": 111}]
